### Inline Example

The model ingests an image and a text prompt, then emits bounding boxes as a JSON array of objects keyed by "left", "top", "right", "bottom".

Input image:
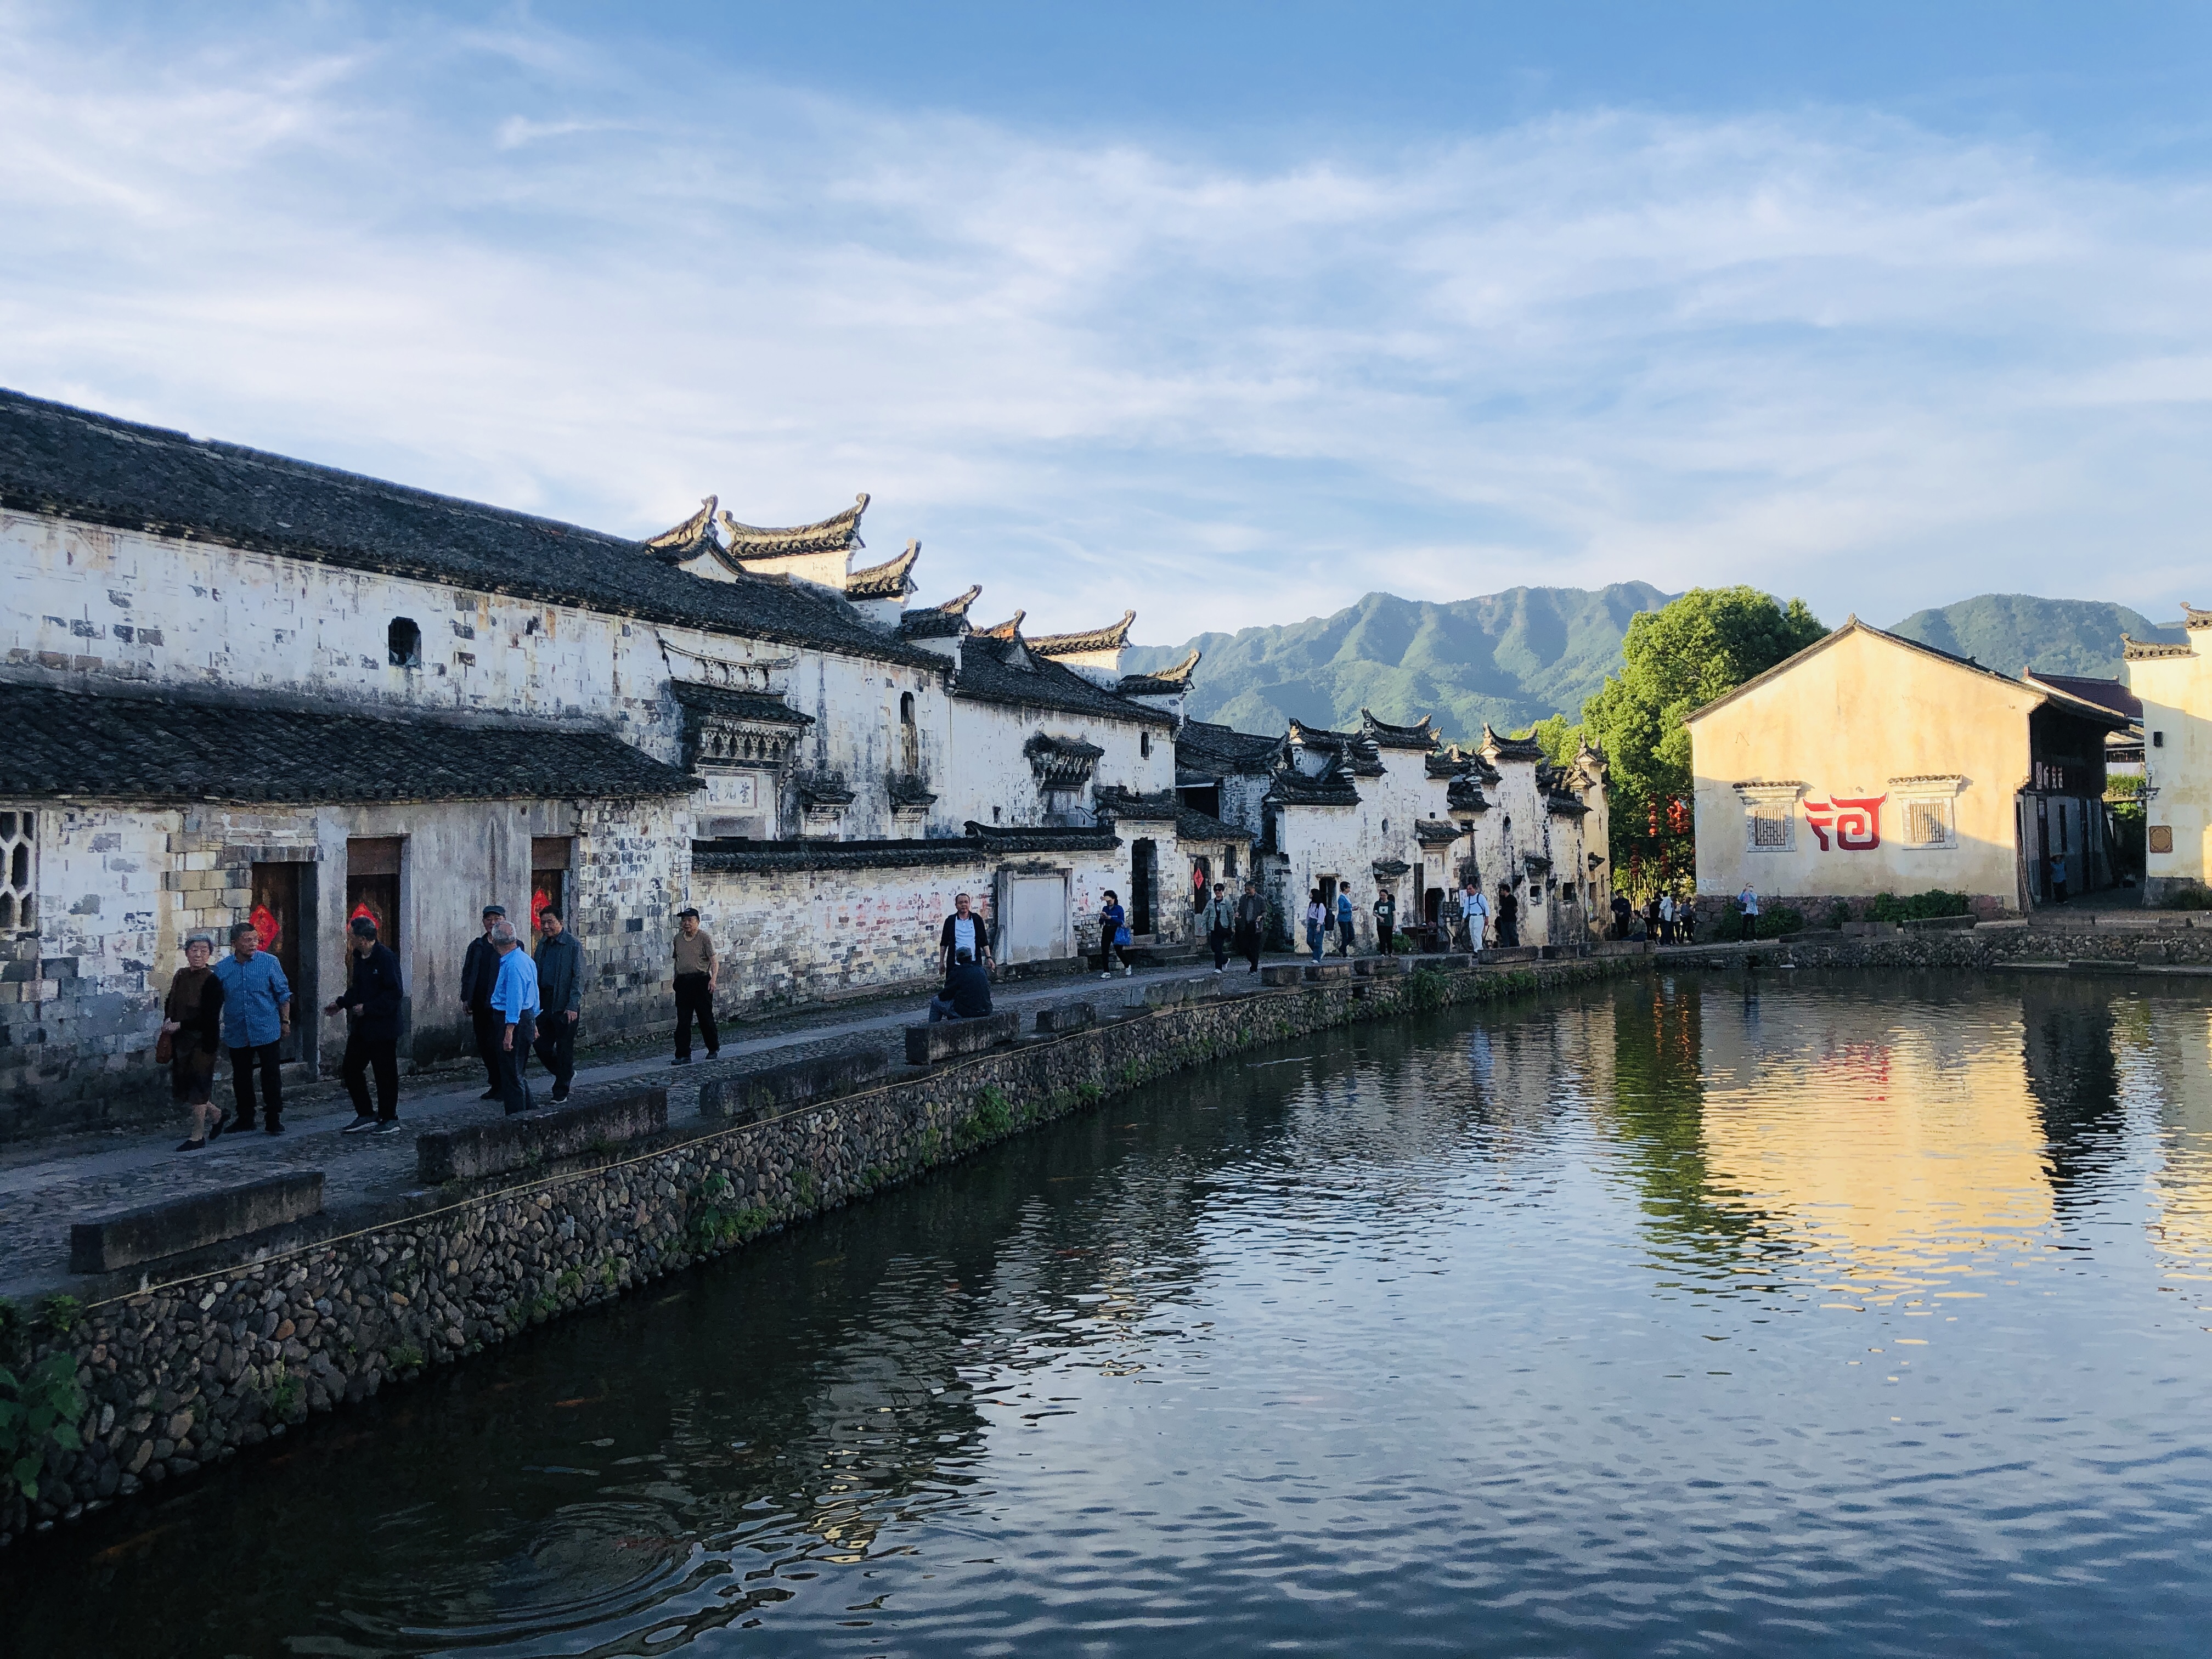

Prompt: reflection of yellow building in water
[
  {"left": 1695, "top": 1008, "right": 2053, "bottom": 1293},
  {"left": 2111, "top": 999, "right": 2212, "bottom": 1277}
]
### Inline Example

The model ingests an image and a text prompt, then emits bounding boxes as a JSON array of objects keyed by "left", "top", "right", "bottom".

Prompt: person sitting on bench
[{"left": 929, "top": 949, "right": 994, "bottom": 1022}]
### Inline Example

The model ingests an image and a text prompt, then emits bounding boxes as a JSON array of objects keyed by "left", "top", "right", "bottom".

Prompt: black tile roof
[
  {"left": 692, "top": 823, "right": 1120, "bottom": 873},
  {"left": 1267, "top": 764, "right": 1361, "bottom": 806},
  {"left": 1093, "top": 785, "right": 1180, "bottom": 822},
  {"left": 952, "top": 636, "right": 1175, "bottom": 727},
  {"left": 666, "top": 681, "right": 815, "bottom": 727},
  {"left": 1446, "top": 778, "right": 1491, "bottom": 812},
  {"left": 1481, "top": 724, "right": 1545, "bottom": 761},
  {"left": 0, "top": 680, "right": 696, "bottom": 804},
  {"left": 0, "top": 388, "right": 943, "bottom": 670},
  {"left": 1359, "top": 709, "right": 1438, "bottom": 750},
  {"left": 1175, "top": 805, "right": 1254, "bottom": 845},
  {"left": 1176, "top": 720, "right": 1282, "bottom": 776}
]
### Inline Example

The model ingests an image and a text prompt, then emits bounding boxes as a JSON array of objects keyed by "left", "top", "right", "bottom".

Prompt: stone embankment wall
[
  {"left": 0, "top": 953, "right": 1620, "bottom": 1545},
  {"left": 1760, "top": 912, "right": 2212, "bottom": 969}
]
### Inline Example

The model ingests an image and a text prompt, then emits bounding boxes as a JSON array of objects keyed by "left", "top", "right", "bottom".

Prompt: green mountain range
[
  {"left": 1127, "top": 587, "right": 2182, "bottom": 744},
  {"left": 1121, "top": 582, "right": 1674, "bottom": 742},
  {"left": 1884, "top": 593, "right": 2182, "bottom": 678}
]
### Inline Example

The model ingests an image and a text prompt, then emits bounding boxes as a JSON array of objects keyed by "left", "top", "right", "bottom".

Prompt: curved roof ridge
[
  {"left": 644, "top": 494, "right": 717, "bottom": 558},
  {"left": 975, "top": 611, "right": 1025, "bottom": 640},
  {"left": 1030, "top": 608, "right": 1136, "bottom": 655},
  {"left": 925, "top": 583, "right": 983, "bottom": 616},
  {"left": 715, "top": 493, "right": 869, "bottom": 559},
  {"left": 846, "top": 538, "right": 920, "bottom": 600}
]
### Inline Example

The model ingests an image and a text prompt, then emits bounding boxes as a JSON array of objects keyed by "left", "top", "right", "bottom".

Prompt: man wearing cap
[
  {"left": 490, "top": 917, "right": 543, "bottom": 1115},
  {"left": 461, "top": 904, "right": 507, "bottom": 1101},
  {"left": 672, "top": 906, "right": 719, "bottom": 1064},
  {"left": 330, "top": 915, "right": 407, "bottom": 1133}
]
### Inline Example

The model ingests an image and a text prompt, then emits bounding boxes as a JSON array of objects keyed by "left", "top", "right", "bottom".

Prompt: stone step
[{"left": 70, "top": 1171, "right": 325, "bottom": 1276}]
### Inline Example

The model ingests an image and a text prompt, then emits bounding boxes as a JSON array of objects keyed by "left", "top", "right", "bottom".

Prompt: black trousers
[
  {"left": 533, "top": 1012, "right": 577, "bottom": 1090},
  {"left": 500, "top": 1011, "right": 538, "bottom": 1115},
  {"left": 1376, "top": 923, "right": 1395, "bottom": 956},
  {"left": 1210, "top": 927, "right": 1229, "bottom": 969},
  {"left": 228, "top": 1041, "right": 283, "bottom": 1127},
  {"left": 470, "top": 1006, "right": 504, "bottom": 1091},
  {"left": 342, "top": 1031, "right": 399, "bottom": 1121},
  {"left": 1496, "top": 919, "right": 1519, "bottom": 947},
  {"left": 1741, "top": 916, "right": 1757, "bottom": 941},
  {"left": 674, "top": 973, "right": 719, "bottom": 1059}
]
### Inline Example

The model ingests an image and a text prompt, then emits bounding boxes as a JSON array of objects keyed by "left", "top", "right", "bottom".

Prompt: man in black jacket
[
  {"left": 532, "top": 906, "right": 584, "bottom": 1102},
  {"left": 330, "top": 916, "right": 406, "bottom": 1132},
  {"left": 461, "top": 904, "right": 505, "bottom": 1099},
  {"left": 938, "top": 892, "right": 992, "bottom": 977}
]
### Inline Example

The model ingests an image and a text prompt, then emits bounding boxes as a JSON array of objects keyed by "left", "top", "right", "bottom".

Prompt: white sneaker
[
  {"left": 1124, "top": 966, "right": 1132, "bottom": 977},
  {"left": 1100, "top": 971, "right": 1113, "bottom": 979}
]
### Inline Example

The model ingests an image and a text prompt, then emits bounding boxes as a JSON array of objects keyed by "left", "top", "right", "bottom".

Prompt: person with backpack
[
  {"left": 1494, "top": 882, "right": 1520, "bottom": 947},
  {"left": 1098, "top": 889, "right": 1132, "bottom": 978},
  {"left": 1464, "top": 879, "right": 1489, "bottom": 951},
  {"left": 1738, "top": 883, "right": 1759, "bottom": 941},
  {"left": 1334, "top": 888, "right": 1356, "bottom": 956}
]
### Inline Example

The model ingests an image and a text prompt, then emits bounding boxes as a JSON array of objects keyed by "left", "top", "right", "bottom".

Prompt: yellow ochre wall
[
  {"left": 2126, "top": 637, "right": 2212, "bottom": 901},
  {"left": 1689, "top": 627, "right": 2035, "bottom": 906}
]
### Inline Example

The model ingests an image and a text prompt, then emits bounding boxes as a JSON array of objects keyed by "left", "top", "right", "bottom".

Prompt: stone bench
[
  {"left": 71, "top": 1172, "right": 325, "bottom": 1275},
  {"left": 1260, "top": 963, "right": 1305, "bottom": 986},
  {"left": 1480, "top": 945, "right": 1541, "bottom": 964},
  {"left": 699, "top": 1050, "right": 890, "bottom": 1125},
  {"left": 1035, "top": 1001, "right": 1097, "bottom": 1033},
  {"left": 1305, "top": 962, "right": 1355, "bottom": 983},
  {"left": 416, "top": 1086, "right": 668, "bottom": 1184},
  {"left": 904, "top": 1009, "right": 1022, "bottom": 1064}
]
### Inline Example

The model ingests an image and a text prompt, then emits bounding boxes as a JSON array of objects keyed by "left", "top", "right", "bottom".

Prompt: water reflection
[{"left": 13, "top": 973, "right": 2212, "bottom": 1657}]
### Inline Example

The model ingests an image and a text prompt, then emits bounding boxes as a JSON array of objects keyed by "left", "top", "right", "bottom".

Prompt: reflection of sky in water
[{"left": 14, "top": 972, "right": 2212, "bottom": 1657}]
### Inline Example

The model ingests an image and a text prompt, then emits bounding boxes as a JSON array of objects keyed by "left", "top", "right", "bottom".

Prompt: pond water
[{"left": 11, "top": 969, "right": 2212, "bottom": 1656}]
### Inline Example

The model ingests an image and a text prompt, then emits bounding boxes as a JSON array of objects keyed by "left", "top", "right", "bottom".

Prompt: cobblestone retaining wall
[{"left": 0, "top": 953, "right": 1626, "bottom": 1544}]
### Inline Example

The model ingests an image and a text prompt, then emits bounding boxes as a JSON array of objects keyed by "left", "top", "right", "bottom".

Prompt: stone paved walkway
[{"left": 0, "top": 953, "right": 1281, "bottom": 1299}]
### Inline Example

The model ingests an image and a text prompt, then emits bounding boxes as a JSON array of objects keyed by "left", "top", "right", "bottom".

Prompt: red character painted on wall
[{"left": 1804, "top": 794, "right": 1886, "bottom": 851}]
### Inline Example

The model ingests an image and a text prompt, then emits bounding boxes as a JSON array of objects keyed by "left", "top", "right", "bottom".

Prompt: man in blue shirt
[
  {"left": 213, "top": 921, "right": 292, "bottom": 1134},
  {"left": 490, "top": 918, "right": 543, "bottom": 1116}
]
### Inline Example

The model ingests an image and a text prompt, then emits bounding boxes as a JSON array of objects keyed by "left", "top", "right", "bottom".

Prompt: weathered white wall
[
  {"left": 943, "top": 695, "right": 1174, "bottom": 830},
  {"left": 0, "top": 509, "right": 957, "bottom": 841}
]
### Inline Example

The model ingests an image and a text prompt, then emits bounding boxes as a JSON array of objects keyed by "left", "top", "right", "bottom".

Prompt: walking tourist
[
  {"left": 461, "top": 904, "right": 506, "bottom": 1100},
  {"left": 1236, "top": 879, "right": 1267, "bottom": 972},
  {"left": 929, "top": 948, "right": 994, "bottom": 1021},
  {"left": 162, "top": 933, "right": 226, "bottom": 1152},
  {"left": 329, "top": 915, "right": 404, "bottom": 1133},
  {"left": 1205, "top": 882, "right": 1236, "bottom": 973},
  {"left": 1304, "top": 889, "right": 1327, "bottom": 958},
  {"left": 215, "top": 920, "right": 290, "bottom": 1135},
  {"left": 1739, "top": 883, "right": 1759, "bottom": 941},
  {"left": 1334, "top": 888, "right": 1356, "bottom": 955},
  {"left": 672, "top": 906, "right": 719, "bottom": 1064},
  {"left": 1645, "top": 893, "right": 1663, "bottom": 942},
  {"left": 1465, "top": 880, "right": 1489, "bottom": 951},
  {"left": 1678, "top": 893, "right": 1697, "bottom": 944},
  {"left": 939, "top": 891, "right": 994, "bottom": 976},
  {"left": 533, "top": 906, "right": 583, "bottom": 1102},
  {"left": 1373, "top": 886, "right": 1397, "bottom": 956},
  {"left": 1098, "top": 889, "right": 1132, "bottom": 977},
  {"left": 1494, "top": 883, "right": 1520, "bottom": 948},
  {"left": 1658, "top": 890, "right": 1677, "bottom": 945},
  {"left": 491, "top": 918, "right": 541, "bottom": 1114}
]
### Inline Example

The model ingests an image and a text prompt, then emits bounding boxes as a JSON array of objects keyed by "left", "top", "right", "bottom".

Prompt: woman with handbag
[
  {"left": 161, "top": 933, "right": 228, "bottom": 1151},
  {"left": 1098, "top": 889, "right": 1133, "bottom": 978}
]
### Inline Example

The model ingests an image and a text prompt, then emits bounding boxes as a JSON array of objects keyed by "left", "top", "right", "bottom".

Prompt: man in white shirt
[
  {"left": 939, "top": 893, "right": 992, "bottom": 977},
  {"left": 1463, "top": 882, "right": 1489, "bottom": 951}
]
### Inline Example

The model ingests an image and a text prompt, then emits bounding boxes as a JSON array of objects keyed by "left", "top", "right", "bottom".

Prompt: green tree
[
  {"left": 1527, "top": 713, "right": 1583, "bottom": 766},
  {"left": 1581, "top": 586, "right": 1826, "bottom": 892}
]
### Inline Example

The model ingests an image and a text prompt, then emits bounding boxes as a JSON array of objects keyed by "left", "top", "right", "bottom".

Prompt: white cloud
[{"left": 1, "top": 9, "right": 2209, "bottom": 640}]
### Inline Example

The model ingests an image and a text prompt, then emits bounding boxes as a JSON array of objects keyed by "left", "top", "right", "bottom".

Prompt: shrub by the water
[
  {"left": 2161, "top": 887, "right": 2212, "bottom": 911},
  {"left": 1720, "top": 901, "right": 1805, "bottom": 939},
  {"left": 1871, "top": 890, "right": 1972, "bottom": 923}
]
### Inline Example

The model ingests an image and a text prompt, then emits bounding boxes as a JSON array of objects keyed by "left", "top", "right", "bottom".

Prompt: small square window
[{"left": 1903, "top": 797, "right": 1956, "bottom": 849}]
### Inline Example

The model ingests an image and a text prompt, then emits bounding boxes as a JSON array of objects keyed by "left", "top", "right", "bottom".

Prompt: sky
[{"left": 3, "top": 2, "right": 2211, "bottom": 642}]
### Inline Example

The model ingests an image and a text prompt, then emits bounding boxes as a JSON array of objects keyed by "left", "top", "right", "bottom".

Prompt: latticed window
[
  {"left": 1751, "top": 806, "right": 1790, "bottom": 849},
  {"left": 0, "top": 810, "right": 34, "bottom": 932},
  {"left": 1904, "top": 798, "right": 1955, "bottom": 849}
]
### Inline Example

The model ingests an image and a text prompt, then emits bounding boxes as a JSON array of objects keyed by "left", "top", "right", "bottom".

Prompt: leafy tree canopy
[{"left": 1577, "top": 586, "right": 1826, "bottom": 886}]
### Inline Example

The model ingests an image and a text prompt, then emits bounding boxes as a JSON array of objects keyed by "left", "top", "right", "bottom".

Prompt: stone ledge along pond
[{"left": 9, "top": 968, "right": 2212, "bottom": 1656}]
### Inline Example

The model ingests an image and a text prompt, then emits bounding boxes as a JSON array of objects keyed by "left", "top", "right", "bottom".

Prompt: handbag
[
  {"left": 154, "top": 1029, "right": 174, "bottom": 1064},
  {"left": 1114, "top": 925, "right": 1132, "bottom": 946}
]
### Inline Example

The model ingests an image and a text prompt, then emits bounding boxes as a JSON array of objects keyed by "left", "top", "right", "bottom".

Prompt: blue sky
[{"left": 4, "top": 3, "right": 2211, "bottom": 641}]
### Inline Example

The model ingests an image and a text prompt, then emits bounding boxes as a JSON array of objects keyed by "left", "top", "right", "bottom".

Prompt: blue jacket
[
  {"left": 213, "top": 951, "right": 291, "bottom": 1048},
  {"left": 943, "top": 960, "right": 993, "bottom": 1018},
  {"left": 491, "top": 947, "right": 540, "bottom": 1024}
]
